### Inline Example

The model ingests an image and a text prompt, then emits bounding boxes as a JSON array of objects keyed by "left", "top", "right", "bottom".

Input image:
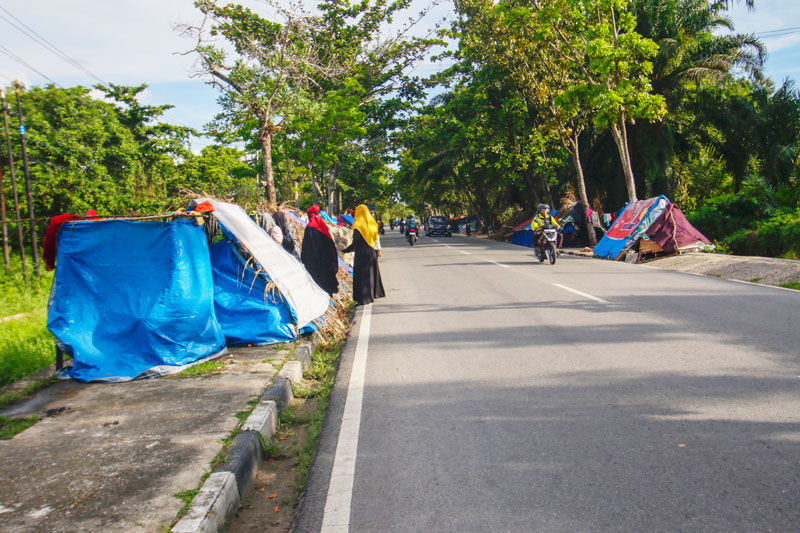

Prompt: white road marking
[
  {"left": 321, "top": 304, "right": 373, "bottom": 532},
  {"left": 552, "top": 283, "right": 609, "bottom": 303},
  {"left": 460, "top": 250, "right": 471, "bottom": 255},
  {"left": 490, "top": 260, "right": 510, "bottom": 268}
]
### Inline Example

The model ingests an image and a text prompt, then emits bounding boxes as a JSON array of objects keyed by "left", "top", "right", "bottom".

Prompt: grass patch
[
  {"left": 259, "top": 435, "right": 287, "bottom": 459},
  {"left": 749, "top": 277, "right": 763, "bottom": 283},
  {"left": 289, "top": 339, "right": 345, "bottom": 503},
  {"left": 0, "top": 376, "right": 57, "bottom": 410},
  {"left": 0, "top": 253, "right": 56, "bottom": 388},
  {"left": 779, "top": 281, "right": 800, "bottom": 290},
  {"left": 171, "top": 488, "right": 200, "bottom": 523},
  {"left": 174, "top": 360, "right": 225, "bottom": 378},
  {"left": 0, "top": 308, "right": 56, "bottom": 388},
  {"left": 0, "top": 414, "right": 40, "bottom": 439}
]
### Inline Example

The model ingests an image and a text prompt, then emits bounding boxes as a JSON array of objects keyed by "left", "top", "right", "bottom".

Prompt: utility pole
[
  {"left": 1, "top": 88, "right": 27, "bottom": 283},
  {"left": 0, "top": 166, "right": 10, "bottom": 270},
  {"left": 14, "top": 82, "right": 40, "bottom": 278}
]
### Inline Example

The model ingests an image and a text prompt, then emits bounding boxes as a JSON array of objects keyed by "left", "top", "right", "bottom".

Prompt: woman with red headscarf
[{"left": 301, "top": 204, "right": 340, "bottom": 296}]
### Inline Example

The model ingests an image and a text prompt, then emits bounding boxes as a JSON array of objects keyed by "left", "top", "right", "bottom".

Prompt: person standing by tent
[
  {"left": 342, "top": 205, "right": 385, "bottom": 305},
  {"left": 273, "top": 211, "right": 301, "bottom": 260},
  {"left": 301, "top": 204, "right": 340, "bottom": 296}
]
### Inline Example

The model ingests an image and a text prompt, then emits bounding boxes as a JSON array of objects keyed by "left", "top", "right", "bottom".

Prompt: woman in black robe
[
  {"left": 342, "top": 205, "right": 385, "bottom": 305},
  {"left": 301, "top": 205, "right": 340, "bottom": 296}
]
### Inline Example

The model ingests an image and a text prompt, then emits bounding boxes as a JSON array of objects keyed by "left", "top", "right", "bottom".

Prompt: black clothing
[
  {"left": 342, "top": 230, "right": 385, "bottom": 305},
  {"left": 301, "top": 226, "right": 340, "bottom": 296}
]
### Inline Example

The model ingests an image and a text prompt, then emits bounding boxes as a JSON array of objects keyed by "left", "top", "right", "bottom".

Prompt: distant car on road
[{"left": 425, "top": 216, "right": 452, "bottom": 237}]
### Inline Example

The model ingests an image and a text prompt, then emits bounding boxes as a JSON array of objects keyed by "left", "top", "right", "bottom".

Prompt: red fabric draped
[
  {"left": 43, "top": 210, "right": 99, "bottom": 270},
  {"left": 306, "top": 204, "right": 332, "bottom": 241}
]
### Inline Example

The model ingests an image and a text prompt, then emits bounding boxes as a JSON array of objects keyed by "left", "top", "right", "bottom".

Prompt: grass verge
[
  {"left": 779, "top": 281, "right": 800, "bottom": 290},
  {"left": 1, "top": 253, "right": 56, "bottom": 388},
  {"left": 0, "top": 414, "right": 40, "bottom": 439},
  {"left": 0, "top": 376, "right": 57, "bottom": 410},
  {"left": 287, "top": 338, "right": 345, "bottom": 504},
  {"left": 172, "top": 360, "right": 226, "bottom": 379}
]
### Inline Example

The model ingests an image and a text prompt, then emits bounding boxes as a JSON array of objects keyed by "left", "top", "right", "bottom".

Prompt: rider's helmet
[
  {"left": 537, "top": 203, "right": 550, "bottom": 214},
  {"left": 408, "top": 214, "right": 415, "bottom": 219}
]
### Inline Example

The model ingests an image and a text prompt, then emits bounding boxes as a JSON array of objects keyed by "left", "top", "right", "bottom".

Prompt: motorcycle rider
[
  {"left": 530, "top": 204, "right": 562, "bottom": 259},
  {"left": 405, "top": 214, "right": 419, "bottom": 244}
]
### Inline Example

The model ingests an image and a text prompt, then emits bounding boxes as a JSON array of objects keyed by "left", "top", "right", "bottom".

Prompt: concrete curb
[
  {"left": 172, "top": 472, "right": 240, "bottom": 533},
  {"left": 172, "top": 338, "right": 324, "bottom": 533}
]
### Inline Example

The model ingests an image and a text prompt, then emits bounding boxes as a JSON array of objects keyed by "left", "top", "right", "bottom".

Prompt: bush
[{"left": 723, "top": 208, "right": 800, "bottom": 257}]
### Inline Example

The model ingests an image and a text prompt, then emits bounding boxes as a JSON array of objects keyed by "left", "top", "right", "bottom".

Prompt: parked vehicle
[
  {"left": 425, "top": 215, "right": 451, "bottom": 237},
  {"left": 535, "top": 224, "right": 559, "bottom": 264}
]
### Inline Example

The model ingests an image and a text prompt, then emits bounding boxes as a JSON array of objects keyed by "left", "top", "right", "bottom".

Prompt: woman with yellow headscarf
[{"left": 342, "top": 205, "right": 385, "bottom": 305}]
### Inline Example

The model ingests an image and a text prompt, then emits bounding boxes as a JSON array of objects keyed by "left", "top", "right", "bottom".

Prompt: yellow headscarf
[{"left": 352, "top": 205, "right": 378, "bottom": 249}]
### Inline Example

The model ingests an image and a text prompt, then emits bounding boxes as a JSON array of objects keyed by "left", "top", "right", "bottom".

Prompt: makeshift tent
[
  {"left": 319, "top": 210, "right": 337, "bottom": 225},
  {"left": 194, "top": 199, "right": 330, "bottom": 329},
  {"left": 48, "top": 219, "right": 227, "bottom": 382},
  {"left": 49, "top": 200, "right": 333, "bottom": 382},
  {"left": 510, "top": 212, "right": 558, "bottom": 248},
  {"left": 209, "top": 240, "right": 301, "bottom": 345},
  {"left": 641, "top": 203, "right": 711, "bottom": 254},
  {"left": 339, "top": 214, "right": 354, "bottom": 226},
  {"left": 593, "top": 196, "right": 669, "bottom": 259}
]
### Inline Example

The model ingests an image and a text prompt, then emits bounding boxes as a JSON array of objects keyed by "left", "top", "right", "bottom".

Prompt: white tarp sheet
[{"left": 196, "top": 199, "right": 330, "bottom": 329}]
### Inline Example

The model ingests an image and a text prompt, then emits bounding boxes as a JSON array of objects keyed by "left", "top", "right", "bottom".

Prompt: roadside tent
[
  {"left": 48, "top": 218, "right": 227, "bottom": 382},
  {"left": 193, "top": 198, "right": 330, "bottom": 330},
  {"left": 641, "top": 203, "right": 711, "bottom": 254},
  {"left": 510, "top": 213, "right": 558, "bottom": 247},
  {"left": 319, "top": 210, "right": 337, "bottom": 225},
  {"left": 49, "top": 199, "right": 332, "bottom": 382},
  {"left": 338, "top": 214, "right": 354, "bottom": 226},
  {"left": 593, "top": 196, "right": 670, "bottom": 259}
]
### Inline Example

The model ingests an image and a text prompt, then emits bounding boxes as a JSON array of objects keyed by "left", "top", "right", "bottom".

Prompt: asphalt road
[{"left": 295, "top": 231, "right": 800, "bottom": 532}]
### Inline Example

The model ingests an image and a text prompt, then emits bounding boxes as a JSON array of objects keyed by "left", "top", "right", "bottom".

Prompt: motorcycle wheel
[{"left": 548, "top": 242, "right": 557, "bottom": 264}]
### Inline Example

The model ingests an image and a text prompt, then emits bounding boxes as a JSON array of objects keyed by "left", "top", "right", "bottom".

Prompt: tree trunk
[
  {"left": 569, "top": 132, "right": 597, "bottom": 246},
  {"left": 523, "top": 166, "right": 541, "bottom": 209},
  {"left": 539, "top": 171, "right": 554, "bottom": 208},
  {"left": 326, "top": 164, "right": 339, "bottom": 213},
  {"left": 611, "top": 117, "right": 637, "bottom": 202},
  {"left": 260, "top": 129, "right": 277, "bottom": 207},
  {"left": 309, "top": 163, "right": 321, "bottom": 206}
]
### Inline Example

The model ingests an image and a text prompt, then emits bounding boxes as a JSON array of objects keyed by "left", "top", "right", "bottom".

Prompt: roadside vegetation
[
  {"left": 164, "top": 336, "right": 346, "bottom": 532},
  {"left": 0, "top": 253, "right": 55, "bottom": 389}
]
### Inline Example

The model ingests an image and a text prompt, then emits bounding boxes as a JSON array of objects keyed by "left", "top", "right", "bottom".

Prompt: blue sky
[{"left": 0, "top": 0, "right": 797, "bottom": 151}]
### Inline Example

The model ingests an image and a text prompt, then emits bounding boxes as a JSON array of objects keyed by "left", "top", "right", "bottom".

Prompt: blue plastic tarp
[
  {"left": 48, "top": 219, "right": 226, "bottom": 382},
  {"left": 320, "top": 210, "right": 337, "bottom": 225},
  {"left": 209, "top": 240, "right": 300, "bottom": 345},
  {"left": 593, "top": 196, "right": 669, "bottom": 259},
  {"left": 511, "top": 229, "right": 535, "bottom": 248}
]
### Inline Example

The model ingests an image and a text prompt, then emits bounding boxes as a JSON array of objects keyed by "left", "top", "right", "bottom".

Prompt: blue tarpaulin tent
[
  {"left": 209, "top": 240, "right": 300, "bottom": 345},
  {"left": 48, "top": 219, "right": 226, "bottom": 382},
  {"left": 593, "top": 196, "right": 669, "bottom": 259},
  {"left": 510, "top": 211, "right": 557, "bottom": 248}
]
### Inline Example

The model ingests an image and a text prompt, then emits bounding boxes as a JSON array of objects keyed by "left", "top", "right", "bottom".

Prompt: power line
[
  {"left": 755, "top": 26, "right": 800, "bottom": 36},
  {"left": 0, "top": 5, "right": 107, "bottom": 85},
  {"left": 0, "top": 44, "right": 62, "bottom": 87}
]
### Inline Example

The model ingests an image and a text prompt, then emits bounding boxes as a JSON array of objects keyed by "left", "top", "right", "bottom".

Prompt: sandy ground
[{"left": 647, "top": 252, "right": 800, "bottom": 286}]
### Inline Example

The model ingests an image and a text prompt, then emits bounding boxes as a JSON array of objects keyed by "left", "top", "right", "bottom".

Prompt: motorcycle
[
  {"left": 407, "top": 226, "right": 418, "bottom": 246},
  {"left": 534, "top": 223, "right": 559, "bottom": 264}
]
